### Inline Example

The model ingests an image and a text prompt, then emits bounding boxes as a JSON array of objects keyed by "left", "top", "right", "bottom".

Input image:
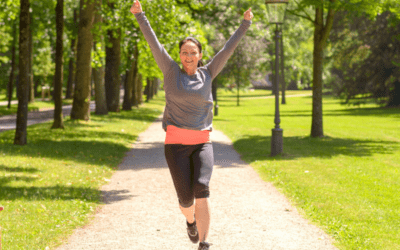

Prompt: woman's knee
[
  {"left": 179, "top": 197, "right": 194, "bottom": 208},
  {"left": 193, "top": 183, "right": 210, "bottom": 199}
]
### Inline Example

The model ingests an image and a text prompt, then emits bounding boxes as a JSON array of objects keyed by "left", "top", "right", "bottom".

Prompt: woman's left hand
[{"left": 244, "top": 8, "right": 253, "bottom": 21}]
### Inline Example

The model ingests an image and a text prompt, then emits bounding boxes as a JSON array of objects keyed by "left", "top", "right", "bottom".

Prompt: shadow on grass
[
  {"left": 0, "top": 185, "right": 100, "bottom": 202},
  {"left": 233, "top": 135, "right": 398, "bottom": 162},
  {"left": 0, "top": 176, "right": 38, "bottom": 185},
  {"left": 0, "top": 165, "right": 39, "bottom": 173},
  {"left": 325, "top": 107, "right": 400, "bottom": 118},
  {"left": 0, "top": 133, "right": 136, "bottom": 168}
]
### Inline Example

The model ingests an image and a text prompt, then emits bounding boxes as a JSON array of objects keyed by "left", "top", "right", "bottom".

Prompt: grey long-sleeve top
[{"left": 134, "top": 12, "right": 252, "bottom": 131}]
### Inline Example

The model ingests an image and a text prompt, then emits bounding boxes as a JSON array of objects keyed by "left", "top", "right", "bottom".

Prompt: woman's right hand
[{"left": 130, "top": 0, "right": 143, "bottom": 14}]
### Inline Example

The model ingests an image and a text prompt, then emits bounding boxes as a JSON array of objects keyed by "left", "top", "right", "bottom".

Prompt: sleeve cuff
[
  {"left": 243, "top": 19, "right": 252, "bottom": 25},
  {"left": 134, "top": 11, "right": 145, "bottom": 18}
]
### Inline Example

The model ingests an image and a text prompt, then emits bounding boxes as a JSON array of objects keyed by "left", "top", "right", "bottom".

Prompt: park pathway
[
  {"left": 56, "top": 116, "right": 337, "bottom": 250},
  {"left": 0, "top": 103, "right": 95, "bottom": 132}
]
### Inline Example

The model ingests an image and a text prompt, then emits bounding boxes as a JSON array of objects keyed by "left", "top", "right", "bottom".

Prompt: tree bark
[
  {"left": 145, "top": 78, "right": 151, "bottom": 102},
  {"left": 310, "top": 2, "right": 335, "bottom": 138},
  {"left": 136, "top": 73, "right": 143, "bottom": 105},
  {"left": 70, "top": 0, "right": 95, "bottom": 120},
  {"left": 122, "top": 65, "right": 134, "bottom": 111},
  {"left": 14, "top": 0, "right": 30, "bottom": 145},
  {"left": 28, "top": 13, "right": 34, "bottom": 103},
  {"left": 7, "top": 19, "right": 18, "bottom": 109},
  {"left": 105, "top": 2, "right": 121, "bottom": 112},
  {"left": 131, "top": 45, "right": 139, "bottom": 107},
  {"left": 93, "top": 54, "right": 108, "bottom": 115},
  {"left": 93, "top": 0, "right": 108, "bottom": 115},
  {"left": 66, "top": 9, "right": 78, "bottom": 99},
  {"left": 52, "top": 0, "right": 65, "bottom": 129},
  {"left": 105, "top": 29, "right": 121, "bottom": 112}
]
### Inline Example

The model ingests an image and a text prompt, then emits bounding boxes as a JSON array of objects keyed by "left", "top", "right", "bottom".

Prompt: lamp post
[{"left": 266, "top": 0, "right": 289, "bottom": 156}]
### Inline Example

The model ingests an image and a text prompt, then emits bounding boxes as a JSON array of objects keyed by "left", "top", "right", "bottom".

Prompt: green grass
[
  {"left": 0, "top": 94, "right": 165, "bottom": 249},
  {"left": 213, "top": 89, "right": 400, "bottom": 250},
  {"left": 0, "top": 99, "right": 73, "bottom": 116}
]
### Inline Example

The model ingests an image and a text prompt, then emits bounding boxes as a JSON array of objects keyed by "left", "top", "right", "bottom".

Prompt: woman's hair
[{"left": 179, "top": 37, "right": 204, "bottom": 67}]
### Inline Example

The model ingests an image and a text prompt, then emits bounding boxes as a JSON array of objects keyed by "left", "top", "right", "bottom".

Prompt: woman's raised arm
[
  {"left": 205, "top": 8, "right": 253, "bottom": 80},
  {"left": 131, "top": 0, "right": 174, "bottom": 73}
]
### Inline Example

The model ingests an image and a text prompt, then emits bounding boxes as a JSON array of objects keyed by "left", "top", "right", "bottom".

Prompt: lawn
[
  {"left": 213, "top": 89, "right": 400, "bottom": 250},
  {"left": 0, "top": 93, "right": 165, "bottom": 249}
]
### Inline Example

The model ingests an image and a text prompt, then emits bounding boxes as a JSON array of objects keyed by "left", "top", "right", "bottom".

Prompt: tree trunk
[
  {"left": 310, "top": 4, "right": 335, "bottom": 138},
  {"left": 52, "top": 0, "right": 65, "bottom": 129},
  {"left": 28, "top": 13, "right": 34, "bottom": 103},
  {"left": 145, "top": 78, "right": 151, "bottom": 102},
  {"left": 281, "top": 29, "right": 286, "bottom": 105},
  {"left": 7, "top": 19, "right": 18, "bottom": 109},
  {"left": 105, "top": 2, "right": 121, "bottom": 112},
  {"left": 136, "top": 73, "right": 143, "bottom": 105},
  {"left": 66, "top": 9, "right": 78, "bottom": 99},
  {"left": 122, "top": 66, "right": 134, "bottom": 111},
  {"left": 70, "top": 0, "right": 95, "bottom": 120},
  {"left": 93, "top": 59, "right": 108, "bottom": 115},
  {"left": 105, "top": 29, "right": 121, "bottom": 112},
  {"left": 131, "top": 46, "right": 139, "bottom": 107},
  {"left": 14, "top": 0, "right": 30, "bottom": 145},
  {"left": 93, "top": 0, "right": 107, "bottom": 115}
]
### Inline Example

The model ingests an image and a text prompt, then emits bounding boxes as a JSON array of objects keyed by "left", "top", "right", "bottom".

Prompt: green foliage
[
  {"left": 0, "top": 1, "right": 19, "bottom": 89},
  {"left": 328, "top": 10, "right": 400, "bottom": 106}
]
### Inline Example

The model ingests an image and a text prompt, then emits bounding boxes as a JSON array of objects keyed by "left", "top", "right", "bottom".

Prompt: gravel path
[{"left": 57, "top": 116, "right": 337, "bottom": 250}]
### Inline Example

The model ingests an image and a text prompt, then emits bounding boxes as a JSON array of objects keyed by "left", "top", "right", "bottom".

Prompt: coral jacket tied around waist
[{"left": 165, "top": 125, "right": 211, "bottom": 145}]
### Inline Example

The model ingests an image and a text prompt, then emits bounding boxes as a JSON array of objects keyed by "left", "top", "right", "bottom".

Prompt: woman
[{"left": 130, "top": 1, "right": 253, "bottom": 249}]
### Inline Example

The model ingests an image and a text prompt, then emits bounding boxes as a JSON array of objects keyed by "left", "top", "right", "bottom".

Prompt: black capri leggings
[{"left": 164, "top": 143, "right": 214, "bottom": 208}]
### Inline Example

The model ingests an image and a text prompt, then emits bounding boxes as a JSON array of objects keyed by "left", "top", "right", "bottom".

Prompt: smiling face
[{"left": 179, "top": 41, "right": 203, "bottom": 74}]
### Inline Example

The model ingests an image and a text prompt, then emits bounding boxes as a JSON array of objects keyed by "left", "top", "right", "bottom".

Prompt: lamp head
[{"left": 265, "top": 0, "right": 289, "bottom": 24}]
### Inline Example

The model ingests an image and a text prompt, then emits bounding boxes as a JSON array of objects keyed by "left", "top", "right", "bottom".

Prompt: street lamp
[{"left": 266, "top": 0, "right": 289, "bottom": 156}]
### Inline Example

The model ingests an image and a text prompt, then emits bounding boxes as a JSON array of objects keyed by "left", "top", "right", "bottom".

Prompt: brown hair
[{"left": 179, "top": 37, "right": 204, "bottom": 67}]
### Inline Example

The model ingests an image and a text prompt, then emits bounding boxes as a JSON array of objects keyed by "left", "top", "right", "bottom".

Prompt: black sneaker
[
  {"left": 198, "top": 241, "right": 211, "bottom": 250},
  {"left": 187, "top": 220, "right": 199, "bottom": 244}
]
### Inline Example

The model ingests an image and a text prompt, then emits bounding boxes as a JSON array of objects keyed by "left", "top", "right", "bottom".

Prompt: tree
[
  {"left": 28, "top": 13, "right": 34, "bottom": 103},
  {"left": 329, "top": 11, "right": 400, "bottom": 107},
  {"left": 288, "top": 0, "right": 385, "bottom": 137},
  {"left": 104, "top": 1, "right": 121, "bottom": 112},
  {"left": 70, "top": 0, "right": 96, "bottom": 120},
  {"left": 52, "top": 0, "right": 64, "bottom": 129},
  {"left": 65, "top": 8, "right": 78, "bottom": 99},
  {"left": 14, "top": 0, "right": 30, "bottom": 145},
  {"left": 7, "top": 19, "right": 18, "bottom": 109},
  {"left": 93, "top": 0, "right": 108, "bottom": 115}
]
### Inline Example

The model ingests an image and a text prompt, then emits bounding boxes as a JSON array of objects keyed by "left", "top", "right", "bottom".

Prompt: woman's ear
[{"left": 199, "top": 52, "right": 203, "bottom": 60}]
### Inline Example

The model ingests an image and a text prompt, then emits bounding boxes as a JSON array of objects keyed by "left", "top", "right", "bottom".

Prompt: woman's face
[{"left": 180, "top": 41, "right": 203, "bottom": 72}]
